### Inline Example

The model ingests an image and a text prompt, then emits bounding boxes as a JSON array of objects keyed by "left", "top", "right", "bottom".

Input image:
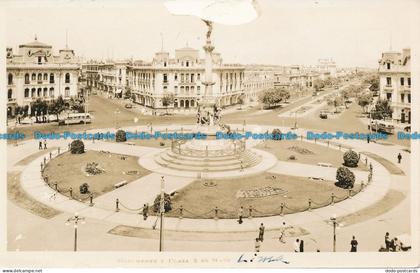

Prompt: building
[
  {"left": 125, "top": 47, "right": 245, "bottom": 112},
  {"left": 83, "top": 60, "right": 129, "bottom": 98},
  {"left": 243, "top": 65, "right": 276, "bottom": 103},
  {"left": 6, "top": 36, "right": 80, "bottom": 117},
  {"left": 378, "top": 48, "right": 411, "bottom": 124},
  {"left": 317, "top": 58, "right": 337, "bottom": 79},
  {"left": 274, "top": 65, "right": 319, "bottom": 91}
]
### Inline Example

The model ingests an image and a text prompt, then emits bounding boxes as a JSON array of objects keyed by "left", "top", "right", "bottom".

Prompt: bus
[
  {"left": 368, "top": 120, "right": 395, "bottom": 134},
  {"left": 58, "top": 113, "right": 92, "bottom": 125}
]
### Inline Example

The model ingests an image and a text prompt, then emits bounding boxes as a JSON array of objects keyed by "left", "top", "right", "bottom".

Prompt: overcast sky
[{"left": 3, "top": 0, "right": 419, "bottom": 68}]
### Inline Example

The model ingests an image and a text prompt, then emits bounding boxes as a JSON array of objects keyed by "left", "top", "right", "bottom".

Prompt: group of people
[
  {"left": 38, "top": 139, "right": 47, "bottom": 150},
  {"left": 383, "top": 232, "right": 403, "bottom": 252}
]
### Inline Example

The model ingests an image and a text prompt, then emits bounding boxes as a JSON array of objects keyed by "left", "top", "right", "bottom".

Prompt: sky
[{"left": 3, "top": 0, "right": 419, "bottom": 68}]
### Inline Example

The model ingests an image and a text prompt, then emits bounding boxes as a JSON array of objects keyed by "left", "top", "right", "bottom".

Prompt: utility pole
[
  {"left": 159, "top": 176, "right": 165, "bottom": 252},
  {"left": 65, "top": 212, "right": 85, "bottom": 252}
]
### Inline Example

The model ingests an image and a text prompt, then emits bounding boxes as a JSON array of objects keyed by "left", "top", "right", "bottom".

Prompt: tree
[
  {"left": 343, "top": 150, "right": 360, "bottom": 167},
  {"left": 116, "top": 129, "right": 127, "bottom": 142},
  {"left": 70, "top": 140, "right": 85, "bottom": 154},
  {"left": 313, "top": 79, "right": 325, "bottom": 92},
  {"left": 371, "top": 99, "right": 393, "bottom": 120},
  {"left": 336, "top": 167, "right": 355, "bottom": 189},
  {"left": 124, "top": 86, "right": 132, "bottom": 100},
  {"left": 49, "top": 95, "right": 66, "bottom": 121},
  {"left": 32, "top": 98, "right": 48, "bottom": 122},
  {"left": 259, "top": 88, "right": 289, "bottom": 109},
  {"left": 162, "top": 93, "right": 175, "bottom": 113},
  {"left": 357, "top": 93, "right": 372, "bottom": 113},
  {"left": 153, "top": 193, "right": 172, "bottom": 213}
]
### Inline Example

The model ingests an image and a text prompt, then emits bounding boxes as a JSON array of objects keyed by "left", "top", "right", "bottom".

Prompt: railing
[{"left": 171, "top": 139, "right": 246, "bottom": 157}]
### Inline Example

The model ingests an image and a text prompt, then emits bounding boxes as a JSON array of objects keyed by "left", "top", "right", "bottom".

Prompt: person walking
[
  {"left": 350, "top": 236, "right": 358, "bottom": 252},
  {"left": 294, "top": 239, "right": 300, "bottom": 252},
  {"left": 258, "top": 223, "right": 265, "bottom": 242},
  {"left": 299, "top": 239, "right": 304, "bottom": 252},
  {"left": 397, "top": 153, "right": 402, "bottom": 164},
  {"left": 278, "top": 222, "right": 287, "bottom": 243},
  {"left": 254, "top": 238, "right": 261, "bottom": 252},
  {"left": 43, "top": 139, "right": 47, "bottom": 150},
  {"left": 142, "top": 204, "right": 149, "bottom": 220},
  {"left": 38, "top": 140, "right": 43, "bottom": 150},
  {"left": 238, "top": 206, "right": 244, "bottom": 224},
  {"left": 385, "top": 232, "right": 391, "bottom": 251}
]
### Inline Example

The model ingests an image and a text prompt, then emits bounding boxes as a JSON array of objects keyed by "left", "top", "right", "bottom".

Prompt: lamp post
[
  {"left": 330, "top": 215, "right": 337, "bottom": 252},
  {"left": 65, "top": 212, "right": 85, "bottom": 252},
  {"left": 159, "top": 176, "right": 165, "bottom": 252}
]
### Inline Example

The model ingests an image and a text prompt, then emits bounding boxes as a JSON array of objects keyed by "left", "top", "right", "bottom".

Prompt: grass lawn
[
  {"left": 166, "top": 173, "right": 361, "bottom": 219},
  {"left": 42, "top": 150, "right": 151, "bottom": 200},
  {"left": 256, "top": 139, "right": 369, "bottom": 171}
]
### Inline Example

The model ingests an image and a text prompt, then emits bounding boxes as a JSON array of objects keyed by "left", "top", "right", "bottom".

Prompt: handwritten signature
[{"left": 237, "top": 254, "right": 290, "bottom": 264}]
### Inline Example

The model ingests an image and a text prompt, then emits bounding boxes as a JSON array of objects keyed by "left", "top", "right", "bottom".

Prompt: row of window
[
  {"left": 7, "top": 72, "right": 72, "bottom": 85},
  {"left": 22, "top": 87, "right": 70, "bottom": 98},
  {"left": 385, "top": 93, "right": 411, "bottom": 103},
  {"left": 385, "top": 77, "right": 411, "bottom": 87},
  {"left": 164, "top": 73, "right": 202, "bottom": 83}
]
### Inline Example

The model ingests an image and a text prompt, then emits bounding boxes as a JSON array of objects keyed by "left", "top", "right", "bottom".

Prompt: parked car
[
  {"left": 319, "top": 110, "right": 328, "bottom": 119},
  {"left": 404, "top": 125, "right": 411, "bottom": 132},
  {"left": 124, "top": 103, "right": 133, "bottom": 109}
]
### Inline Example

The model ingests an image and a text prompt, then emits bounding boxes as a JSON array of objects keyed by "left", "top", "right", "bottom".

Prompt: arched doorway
[{"left": 185, "top": 100, "right": 190, "bottom": 108}]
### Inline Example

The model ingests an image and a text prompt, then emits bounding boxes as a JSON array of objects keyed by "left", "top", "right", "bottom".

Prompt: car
[
  {"left": 319, "top": 110, "right": 328, "bottom": 119},
  {"left": 404, "top": 125, "right": 411, "bottom": 132},
  {"left": 124, "top": 103, "right": 133, "bottom": 109},
  {"left": 58, "top": 113, "right": 92, "bottom": 125}
]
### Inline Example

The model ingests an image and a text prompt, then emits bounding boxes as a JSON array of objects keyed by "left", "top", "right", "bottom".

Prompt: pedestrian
[
  {"left": 279, "top": 222, "right": 287, "bottom": 243},
  {"left": 240, "top": 160, "right": 244, "bottom": 172},
  {"left": 43, "top": 139, "right": 47, "bottom": 149},
  {"left": 142, "top": 204, "right": 149, "bottom": 220},
  {"left": 393, "top": 237, "right": 401, "bottom": 252},
  {"left": 369, "top": 163, "right": 373, "bottom": 174},
  {"left": 299, "top": 239, "right": 304, "bottom": 252},
  {"left": 350, "top": 235, "right": 358, "bottom": 252},
  {"left": 38, "top": 140, "right": 43, "bottom": 150},
  {"left": 367, "top": 135, "right": 370, "bottom": 143},
  {"left": 238, "top": 206, "right": 244, "bottom": 224},
  {"left": 385, "top": 232, "right": 391, "bottom": 251},
  {"left": 254, "top": 238, "right": 261, "bottom": 252},
  {"left": 397, "top": 153, "right": 402, "bottom": 164},
  {"left": 294, "top": 239, "right": 300, "bottom": 252},
  {"left": 258, "top": 223, "right": 265, "bottom": 242}
]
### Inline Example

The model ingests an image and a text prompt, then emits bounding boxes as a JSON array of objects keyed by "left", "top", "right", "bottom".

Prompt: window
[
  {"left": 191, "top": 74, "right": 194, "bottom": 83},
  {"left": 400, "top": 77, "right": 404, "bottom": 86},
  {"left": 197, "top": 86, "right": 200, "bottom": 95},
  {"left": 386, "top": 93, "right": 392, "bottom": 100},
  {"left": 163, "top": 86, "right": 167, "bottom": 92},
  {"left": 24, "top": 88, "right": 29, "bottom": 98},
  {"left": 408, "top": 77, "right": 411, "bottom": 86},
  {"left": 65, "top": 87, "right": 70, "bottom": 97},
  {"left": 181, "top": 74, "right": 184, "bottom": 83},
  {"left": 25, "top": 73, "right": 30, "bottom": 84},
  {"left": 164, "top": 62, "right": 167, "bottom": 67},
  {"left": 174, "top": 74, "right": 178, "bottom": 81},
  {"left": 401, "top": 94, "right": 405, "bottom": 103},
  {"left": 163, "top": 74, "right": 168, "bottom": 83},
  {"left": 31, "top": 73, "right": 36, "bottom": 81},
  {"left": 38, "top": 56, "right": 42, "bottom": 64},
  {"left": 65, "top": 73, "right": 70, "bottom": 83},
  {"left": 7, "top": 73, "right": 13, "bottom": 85},
  {"left": 37, "top": 88, "right": 41, "bottom": 97},
  {"left": 38, "top": 73, "right": 42, "bottom": 82},
  {"left": 8, "top": 89, "right": 12, "bottom": 99},
  {"left": 386, "top": 77, "right": 392, "bottom": 86},
  {"left": 50, "top": 73, "right": 55, "bottom": 83},
  {"left": 49, "top": 87, "right": 54, "bottom": 97},
  {"left": 197, "top": 73, "right": 200, "bottom": 81},
  {"left": 186, "top": 61, "right": 189, "bottom": 67},
  {"left": 386, "top": 62, "right": 391, "bottom": 70},
  {"left": 408, "top": 94, "right": 411, "bottom": 103},
  {"left": 181, "top": 86, "right": 185, "bottom": 94},
  {"left": 31, "top": 88, "right": 36, "bottom": 97}
]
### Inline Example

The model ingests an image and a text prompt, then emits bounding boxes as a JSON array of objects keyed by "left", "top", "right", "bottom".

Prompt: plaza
[{"left": 3, "top": 1, "right": 416, "bottom": 265}]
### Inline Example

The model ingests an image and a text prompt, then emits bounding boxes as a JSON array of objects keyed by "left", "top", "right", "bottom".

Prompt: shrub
[
  {"left": 85, "top": 162, "right": 104, "bottom": 175},
  {"left": 153, "top": 193, "right": 172, "bottom": 213},
  {"left": 116, "top": 129, "right": 127, "bottom": 142},
  {"left": 336, "top": 167, "right": 355, "bottom": 189},
  {"left": 343, "top": 150, "right": 360, "bottom": 167},
  {"left": 70, "top": 140, "right": 85, "bottom": 154},
  {"left": 79, "top": 183, "right": 90, "bottom": 194},
  {"left": 272, "top": 129, "right": 282, "bottom": 140}
]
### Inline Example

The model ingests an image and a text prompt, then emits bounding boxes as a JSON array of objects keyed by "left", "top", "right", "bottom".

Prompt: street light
[
  {"left": 65, "top": 212, "right": 85, "bottom": 251},
  {"left": 330, "top": 215, "right": 337, "bottom": 252},
  {"left": 159, "top": 176, "right": 165, "bottom": 252}
]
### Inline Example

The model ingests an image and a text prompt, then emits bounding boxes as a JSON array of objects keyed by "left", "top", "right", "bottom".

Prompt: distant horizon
[{"left": 4, "top": 0, "right": 417, "bottom": 68}]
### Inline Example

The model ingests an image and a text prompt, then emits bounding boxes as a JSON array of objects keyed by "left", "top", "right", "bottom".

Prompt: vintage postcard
[{"left": 0, "top": 0, "right": 419, "bottom": 270}]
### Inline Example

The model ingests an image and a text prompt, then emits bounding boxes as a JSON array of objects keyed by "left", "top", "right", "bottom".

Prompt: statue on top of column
[{"left": 203, "top": 19, "right": 213, "bottom": 42}]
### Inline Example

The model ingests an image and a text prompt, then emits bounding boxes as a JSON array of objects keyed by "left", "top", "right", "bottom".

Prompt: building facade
[
  {"left": 243, "top": 65, "right": 275, "bottom": 103},
  {"left": 6, "top": 37, "right": 80, "bottom": 116},
  {"left": 274, "top": 65, "right": 319, "bottom": 91},
  {"left": 378, "top": 48, "right": 411, "bottom": 124},
  {"left": 126, "top": 47, "right": 245, "bottom": 111}
]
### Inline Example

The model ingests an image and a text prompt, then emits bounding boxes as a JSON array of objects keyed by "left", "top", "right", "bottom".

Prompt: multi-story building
[
  {"left": 83, "top": 60, "right": 128, "bottom": 98},
  {"left": 317, "top": 58, "right": 337, "bottom": 79},
  {"left": 378, "top": 48, "right": 411, "bottom": 124},
  {"left": 126, "top": 47, "right": 245, "bottom": 112},
  {"left": 243, "top": 65, "right": 275, "bottom": 103},
  {"left": 6, "top": 37, "right": 80, "bottom": 116},
  {"left": 274, "top": 65, "right": 319, "bottom": 90}
]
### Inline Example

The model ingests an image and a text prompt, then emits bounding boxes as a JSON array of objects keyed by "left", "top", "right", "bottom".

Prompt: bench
[
  {"left": 114, "top": 180, "right": 128, "bottom": 189},
  {"left": 317, "top": 162, "right": 333, "bottom": 167}
]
